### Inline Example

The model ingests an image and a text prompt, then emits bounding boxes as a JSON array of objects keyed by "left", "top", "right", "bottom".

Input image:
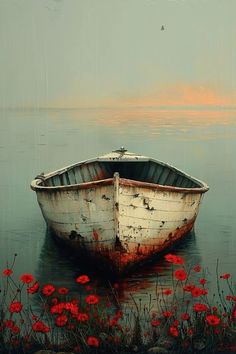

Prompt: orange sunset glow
[
  {"left": 50, "top": 84, "right": 236, "bottom": 110},
  {"left": 108, "top": 84, "right": 236, "bottom": 108}
]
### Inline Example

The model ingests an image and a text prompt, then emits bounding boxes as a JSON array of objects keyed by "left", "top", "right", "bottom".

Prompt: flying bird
[{"left": 161, "top": 25, "right": 165, "bottom": 31}]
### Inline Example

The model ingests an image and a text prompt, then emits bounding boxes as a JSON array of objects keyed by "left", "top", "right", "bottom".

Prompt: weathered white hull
[
  {"left": 34, "top": 177, "right": 203, "bottom": 272},
  {"left": 31, "top": 149, "right": 208, "bottom": 273}
]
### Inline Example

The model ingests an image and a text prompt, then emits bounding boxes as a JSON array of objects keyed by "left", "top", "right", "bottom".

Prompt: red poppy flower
[
  {"left": 51, "top": 297, "right": 58, "bottom": 305},
  {"left": 191, "top": 287, "right": 203, "bottom": 297},
  {"left": 85, "top": 294, "right": 99, "bottom": 305},
  {"left": 151, "top": 320, "right": 161, "bottom": 327},
  {"left": 64, "top": 302, "right": 79, "bottom": 315},
  {"left": 199, "top": 278, "right": 207, "bottom": 285},
  {"left": 220, "top": 273, "right": 231, "bottom": 280},
  {"left": 205, "top": 314, "right": 221, "bottom": 326},
  {"left": 164, "top": 254, "right": 185, "bottom": 264},
  {"left": 212, "top": 306, "right": 218, "bottom": 312},
  {"left": 193, "top": 303, "right": 209, "bottom": 312},
  {"left": 4, "top": 319, "right": 14, "bottom": 328},
  {"left": 42, "top": 284, "right": 56, "bottom": 296},
  {"left": 226, "top": 295, "right": 232, "bottom": 301},
  {"left": 109, "top": 318, "right": 118, "bottom": 327},
  {"left": 55, "top": 314, "right": 68, "bottom": 327},
  {"left": 201, "top": 289, "right": 208, "bottom": 295},
  {"left": 58, "top": 287, "right": 69, "bottom": 295},
  {"left": 77, "top": 313, "right": 89, "bottom": 322},
  {"left": 32, "top": 315, "right": 38, "bottom": 321},
  {"left": 181, "top": 313, "right": 190, "bottom": 321},
  {"left": 87, "top": 336, "right": 100, "bottom": 347},
  {"left": 169, "top": 326, "right": 179, "bottom": 337},
  {"left": 187, "top": 328, "right": 193, "bottom": 336},
  {"left": 173, "top": 320, "right": 180, "bottom": 327},
  {"left": 114, "top": 310, "right": 123, "bottom": 319},
  {"left": 193, "top": 265, "right": 201, "bottom": 272},
  {"left": 32, "top": 321, "right": 50, "bottom": 333},
  {"left": 76, "top": 275, "right": 90, "bottom": 284},
  {"left": 2, "top": 268, "right": 13, "bottom": 277},
  {"left": 20, "top": 273, "right": 34, "bottom": 284},
  {"left": 183, "top": 284, "right": 195, "bottom": 292},
  {"left": 174, "top": 269, "right": 187, "bottom": 281},
  {"left": 50, "top": 303, "right": 65, "bottom": 314},
  {"left": 27, "top": 281, "right": 40, "bottom": 294},
  {"left": 11, "top": 325, "right": 20, "bottom": 334},
  {"left": 9, "top": 301, "right": 23, "bottom": 313},
  {"left": 162, "top": 311, "right": 173, "bottom": 318},
  {"left": 163, "top": 289, "right": 172, "bottom": 295}
]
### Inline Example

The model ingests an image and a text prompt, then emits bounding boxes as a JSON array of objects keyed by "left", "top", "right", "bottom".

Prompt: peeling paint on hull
[
  {"left": 34, "top": 178, "right": 203, "bottom": 274},
  {"left": 31, "top": 149, "right": 208, "bottom": 274}
]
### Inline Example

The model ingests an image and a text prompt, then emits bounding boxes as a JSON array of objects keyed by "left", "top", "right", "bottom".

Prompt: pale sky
[{"left": 1, "top": 0, "right": 236, "bottom": 108}]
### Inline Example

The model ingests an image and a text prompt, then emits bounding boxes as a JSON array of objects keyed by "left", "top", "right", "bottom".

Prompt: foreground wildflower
[
  {"left": 165, "top": 253, "right": 185, "bottom": 264},
  {"left": 181, "top": 313, "right": 190, "bottom": 321},
  {"left": 58, "top": 287, "right": 69, "bottom": 295},
  {"left": 64, "top": 301, "right": 79, "bottom": 315},
  {"left": 4, "top": 319, "right": 14, "bottom": 328},
  {"left": 199, "top": 278, "right": 207, "bottom": 285},
  {"left": 2, "top": 268, "right": 13, "bottom": 277},
  {"left": 193, "top": 303, "right": 209, "bottom": 312},
  {"left": 220, "top": 273, "right": 231, "bottom": 280},
  {"left": 187, "top": 328, "right": 194, "bottom": 336},
  {"left": 27, "top": 281, "right": 40, "bottom": 294},
  {"left": 32, "top": 321, "right": 50, "bottom": 333},
  {"left": 151, "top": 320, "right": 161, "bottom": 327},
  {"left": 183, "top": 284, "right": 195, "bottom": 292},
  {"left": 193, "top": 265, "right": 201, "bottom": 272},
  {"left": 85, "top": 294, "right": 99, "bottom": 305},
  {"left": 163, "top": 289, "right": 172, "bottom": 295},
  {"left": 42, "top": 284, "right": 56, "bottom": 296},
  {"left": 76, "top": 275, "right": 90, "bottom": 284},
  {"left": 162, "top": 311, "right": 173, "bottom": 318},
  {"left": 9, "top": 301, "right": 23, "bottom": 313},
  {"left": 87, "top": 336, "right": 100, "bottom": 347},
  {"left": 11, "top": 325, "right": 20, "bottom": 334},
  {"left": 174, "top": 269, "right": 187, "bottom": 281},
  {"left": 50, "top": 302, "right": 65, "bottom": 314},
  {"left": 20, "top": 273, "right": 34, "bottom": 284},
  {"left": 191, "top": 286, "right": 204, "bottom": 297},
  {"left": 55, "top": 314, "right": 68, "bottom": 327},
  {"left": 205, "top": 314, "right": 221, "bottom": 326},
  {"left": 169, "top": 326, "right": 179, "bottom": 337},
  {"left": 77, "top": 313, "right": 89, "bottom": 322}
]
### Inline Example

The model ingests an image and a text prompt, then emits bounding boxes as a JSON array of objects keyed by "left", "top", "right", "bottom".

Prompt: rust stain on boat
[
  {"left": 31, "top": 148, "right": 209, "bottom": 274},
  {"left": 96, "top": 216, "right": 196, "bottom": 272}
]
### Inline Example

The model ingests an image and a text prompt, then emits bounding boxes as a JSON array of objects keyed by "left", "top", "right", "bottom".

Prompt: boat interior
[{"left": 42, "top": 161, "right": 202, "bottom": 188}]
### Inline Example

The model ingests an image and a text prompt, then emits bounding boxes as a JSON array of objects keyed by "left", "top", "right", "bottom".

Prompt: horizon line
[{"left": 1, "top": 104, "right": 236, "bottom": 112}]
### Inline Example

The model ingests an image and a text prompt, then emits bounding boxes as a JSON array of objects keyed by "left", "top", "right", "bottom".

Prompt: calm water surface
[{"left": 0, "top": 108, "right": 236, "bottom": 306}]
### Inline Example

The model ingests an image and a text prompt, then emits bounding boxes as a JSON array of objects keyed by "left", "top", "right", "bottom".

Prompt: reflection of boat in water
[{"left": 31, "top": 148, "right": 209, "bottom": 274}]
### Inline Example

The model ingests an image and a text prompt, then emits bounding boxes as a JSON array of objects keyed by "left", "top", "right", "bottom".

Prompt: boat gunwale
[{"left": 31, "top": 176, "right": 209, "bottom": 194}]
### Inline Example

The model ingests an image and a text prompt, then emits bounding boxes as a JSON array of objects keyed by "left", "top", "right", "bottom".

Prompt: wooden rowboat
[{"left": 31, "top": 148, "right": 209, "bottom": 273}]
